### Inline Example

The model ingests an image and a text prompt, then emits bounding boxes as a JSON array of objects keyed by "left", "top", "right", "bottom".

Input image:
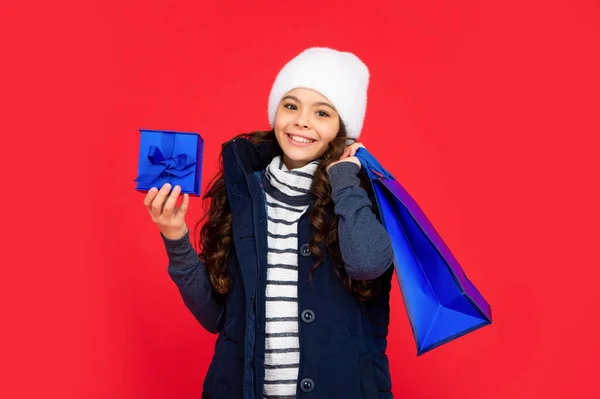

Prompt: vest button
[
  {"left": 300, "top": 243, "right": 311, "bottom": 257},
  {"left": 300, "top": 378, "right": 315, "bottom": 392},
  {"left": 301, "top": 309, "right": 315, "bottom": 323}
]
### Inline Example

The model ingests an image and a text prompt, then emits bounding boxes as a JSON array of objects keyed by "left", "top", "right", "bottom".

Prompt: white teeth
[{"left": 290, "top": 135, "right": 314, "bottom": 144}]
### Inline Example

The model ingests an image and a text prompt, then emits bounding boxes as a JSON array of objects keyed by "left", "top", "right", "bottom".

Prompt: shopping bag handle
[{"left": 355, "top": 147, "right": 394, "bottom": 181}]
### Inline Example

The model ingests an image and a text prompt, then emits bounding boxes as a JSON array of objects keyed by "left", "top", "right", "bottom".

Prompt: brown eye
[
  {"left": 284, "top": 103, "right": 297, "bottom": 110},
  {"left": 317, "top": 110, "right": 330, "bottom": 117}
]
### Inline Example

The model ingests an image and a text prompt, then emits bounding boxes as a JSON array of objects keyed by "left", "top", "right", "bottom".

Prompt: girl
[{"left": 144, "top": 47, "right": 395, "bottom": 399}]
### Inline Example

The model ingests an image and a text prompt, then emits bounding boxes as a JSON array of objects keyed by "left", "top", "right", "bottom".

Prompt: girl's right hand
[{"left": 144, "top": 183, "right": 190, "bottom": 240}]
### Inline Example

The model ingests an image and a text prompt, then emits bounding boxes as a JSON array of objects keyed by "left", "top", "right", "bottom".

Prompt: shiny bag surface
[{"left": 355, "top": 148, "right": 492, "bottom": 355}]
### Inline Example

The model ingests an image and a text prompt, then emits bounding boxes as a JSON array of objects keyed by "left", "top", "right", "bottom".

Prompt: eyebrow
[{"left": 281, "top": 95, "right": 336, "bottom": 111}]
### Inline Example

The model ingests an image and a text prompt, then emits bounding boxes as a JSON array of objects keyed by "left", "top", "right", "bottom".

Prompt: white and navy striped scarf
[{"left": 262, "top": 155, "right": 319, "bottom": 399}]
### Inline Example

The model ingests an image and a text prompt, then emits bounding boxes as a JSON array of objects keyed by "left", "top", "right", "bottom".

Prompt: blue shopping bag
[{"left": 355, "top": 148, "right": 492, "bottom": 355}]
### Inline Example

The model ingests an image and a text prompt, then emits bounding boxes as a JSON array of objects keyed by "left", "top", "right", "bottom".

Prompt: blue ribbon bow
[{"left": 135, "top": 133, "right": 196, "bottom": 186}]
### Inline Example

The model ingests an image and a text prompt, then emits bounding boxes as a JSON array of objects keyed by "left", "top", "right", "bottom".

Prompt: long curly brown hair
[{"left": 193, "top": 122, "right": 385, "bottom": 301}]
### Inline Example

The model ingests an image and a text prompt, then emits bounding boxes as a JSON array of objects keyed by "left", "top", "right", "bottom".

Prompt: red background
[{"left": 1, "top": 0, "right": 599, "bottom": 398}]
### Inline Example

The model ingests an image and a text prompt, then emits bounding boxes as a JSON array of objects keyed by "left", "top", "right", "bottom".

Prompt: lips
[
  {"left": 286, "top": 133, "right": 316, "bottom": 143},
  {"left": 285, "top": 133, "right": 316, "bottom": 147}
]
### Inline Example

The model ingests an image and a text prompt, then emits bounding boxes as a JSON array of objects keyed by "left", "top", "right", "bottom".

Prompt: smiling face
[{"left": 273, "top": 88, "right": 341, "bottom": 169}]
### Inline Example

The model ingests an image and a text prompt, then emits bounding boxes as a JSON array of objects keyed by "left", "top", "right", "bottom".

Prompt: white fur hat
[{"left": 267, "top": 47, "right": 370, "bottom": 140}]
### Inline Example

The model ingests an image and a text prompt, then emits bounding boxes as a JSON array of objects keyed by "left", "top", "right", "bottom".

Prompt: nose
[{"left": 294, "top": 112, "right": 310, "bottom": 129}]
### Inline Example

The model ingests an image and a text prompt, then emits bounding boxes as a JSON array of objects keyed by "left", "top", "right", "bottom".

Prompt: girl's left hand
[{"left": 326, "top": 142, "right": 365, "bottom": 173}]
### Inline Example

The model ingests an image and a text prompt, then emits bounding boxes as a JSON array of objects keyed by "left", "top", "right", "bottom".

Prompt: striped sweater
[{"left": 262, "top": 155, "right": 318, "bottom": 399}]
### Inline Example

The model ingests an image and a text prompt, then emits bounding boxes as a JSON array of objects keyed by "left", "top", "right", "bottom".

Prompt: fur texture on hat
[{"left": 268, "top": 47, "right": 369, "bottom": 140}]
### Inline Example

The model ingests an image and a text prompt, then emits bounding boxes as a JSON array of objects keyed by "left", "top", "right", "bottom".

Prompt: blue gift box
[{"left": 134, "top": 129, "right": 204, "bottom": 196}]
